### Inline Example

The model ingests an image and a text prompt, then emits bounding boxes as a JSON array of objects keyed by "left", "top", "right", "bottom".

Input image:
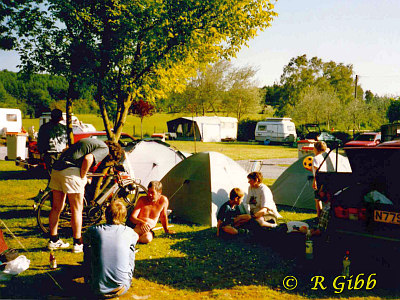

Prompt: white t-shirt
[
  {"left": 245, "top": 183, "right": 282, "bottom": 218},
  {"left": 312, "top": 152, "right": 327, "bottom": 176}
]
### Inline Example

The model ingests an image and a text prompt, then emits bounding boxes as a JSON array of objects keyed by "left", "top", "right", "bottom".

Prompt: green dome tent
[
  {"left": 271, "top": 152, "right": 352, "bottom": 210},
  {"left": 161, "top": 152, "right": 249, "bottom": 226}
]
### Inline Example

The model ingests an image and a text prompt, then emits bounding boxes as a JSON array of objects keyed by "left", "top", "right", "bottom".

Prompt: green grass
[
  {"left": 169, "top": 141, "right": 298, "bottom": 161},
  {"left": 23, "top": 112, "right": 298, "bottom": 161},
  {"left": 23, "top": 112, "right": 269, "bottom": 139},
  {"left": 1, "top": 161, "right": 399, "bottom": 299}
]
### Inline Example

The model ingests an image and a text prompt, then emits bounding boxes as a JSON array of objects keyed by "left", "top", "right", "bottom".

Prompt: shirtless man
[{"left": 129, "top": 181, "right": 175, "bottom": 244}]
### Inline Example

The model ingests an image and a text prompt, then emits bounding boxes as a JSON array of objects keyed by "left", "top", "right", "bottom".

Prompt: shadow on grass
[
  {"left": 0, "top": 265, "right": 95, "bottom": 299},
  {"left": 1, "top": 227, "right": 400, "bottom": 299},
  {"left": 0, "top": 167, "right": 48, "bottom": 181},
  {"left": 0, "top": 207, "right": 35, "bottom": 221},
  {"left": 135, "top": 228, "right": 400, "bottom": 298}
]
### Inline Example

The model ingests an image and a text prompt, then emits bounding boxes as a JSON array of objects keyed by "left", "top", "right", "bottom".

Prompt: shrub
[
  {"left": 238, "top": 119, "right": 258, "bottom": 141},
  {"left": 331, "top": 131, "right": 352, "bottom": 144}
]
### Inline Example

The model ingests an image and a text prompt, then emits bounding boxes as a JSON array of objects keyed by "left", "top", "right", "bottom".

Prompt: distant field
[{"left": 22, "top": 112, "right": 269, "bottom": 138}]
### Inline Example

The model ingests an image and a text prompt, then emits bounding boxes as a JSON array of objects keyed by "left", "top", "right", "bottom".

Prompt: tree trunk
[
  {"left": 140, "top": 117, "right": 144, "bottom": 139},
  {"left": 66, "top": 77, "right": 77, "bottom": 146}
]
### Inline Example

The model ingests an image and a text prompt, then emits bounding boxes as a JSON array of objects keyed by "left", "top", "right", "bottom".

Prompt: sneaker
[
  {"left": 48, "top": 239, "right": 70, "bottom": 250},
  {"left": 72, "top": 243, "right": 83, "bottom": 253}
]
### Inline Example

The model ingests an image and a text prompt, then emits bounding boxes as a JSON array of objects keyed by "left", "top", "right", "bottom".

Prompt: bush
[
  {"left": 331, "top": 131, "right": 352, "bottom": 144},
  {"left": 237, "top": 119, "right": 258, "bottom": 141}
]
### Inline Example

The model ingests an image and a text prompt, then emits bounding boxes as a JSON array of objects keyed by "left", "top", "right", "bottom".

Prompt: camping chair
[{"left": 246, "top": 160, "right": 263, "bottom": 173}]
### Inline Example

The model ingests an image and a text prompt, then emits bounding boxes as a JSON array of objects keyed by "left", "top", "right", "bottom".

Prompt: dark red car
[
  {"left": 344, "top": 132, "right": 381, "bottom": 147},
  {"left": 74, "top": 131, "right": 136, "bottom": 147}
]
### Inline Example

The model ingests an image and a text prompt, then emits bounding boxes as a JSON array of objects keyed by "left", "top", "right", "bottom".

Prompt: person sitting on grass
[
  {"left": 244, "top": 171, "right": 282, "bottom": 228},
  {"left": 83, "top": 199, "right": 139, "bottom": 298},
  {"left": 128, "top": 181, "right": 175, "bottom": 244},
  {"left": 216, "top": 188, "right": 251, "bottom": 238}
]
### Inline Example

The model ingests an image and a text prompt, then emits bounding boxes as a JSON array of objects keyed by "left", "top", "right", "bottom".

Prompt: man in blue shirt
[{"left": 83, "top": 199, "right": 138, "bottom": 298}]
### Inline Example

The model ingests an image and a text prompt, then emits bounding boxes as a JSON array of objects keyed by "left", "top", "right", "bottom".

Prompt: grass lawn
[
  {"left": 22, "top": 112, "right": 269, "bottom": 139},
  {"left": 168, "top": 141, "right": 298, "bottom": 161},
  {"left": 1, "top": 161, "right": 399, "bottom": 299}
]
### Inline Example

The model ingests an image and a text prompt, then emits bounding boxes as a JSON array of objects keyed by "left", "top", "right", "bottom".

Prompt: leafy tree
[
  {"left": 223, "top": 64, "right": 262, "bottom": 121},
  {"left": 263, "top": 84, "right": 284, "bottom": 108},
  {"left": 387, "top": 99, "right": 400, "bottom": 123},
  {"left": 2, "top": 0, "right": 277, "bottom": 142},
  {"left": 168, "top": 60, "right": 262, "bottom": 120},
  {"left": 277, "top": 54, "right": 358, "bottom": 116},
  {"left": 130, "top": 100, "right": 155, "bottom": 139},
  {"left": 292, "top": 86, "right": 340, "bottom": 129}
]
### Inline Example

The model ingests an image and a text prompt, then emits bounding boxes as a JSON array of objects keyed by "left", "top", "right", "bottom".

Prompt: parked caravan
[
  {"left": 167, "top": 116, "right": 238, "bottom": 142},
  {"left": 255, "top": 118, "right": 297, "bottom": 143},
  {"left": 0, "top": 108, "right": 22, "bottom": 137}
]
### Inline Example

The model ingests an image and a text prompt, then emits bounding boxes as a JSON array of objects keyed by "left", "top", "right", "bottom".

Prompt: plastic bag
[
  {"left": 2, "top": 255, "right": 30, "bottom": 275},
  {"left": 364, "top": 190, "right": 393, "bottom": 205},
  {"left": 287, "top": 221, "right": 309, "bottom": 233}
]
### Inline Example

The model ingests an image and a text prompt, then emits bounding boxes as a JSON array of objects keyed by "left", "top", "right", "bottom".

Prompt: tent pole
[
  {"left": 291, "top": 179, "right": 310, "bottom": 211},
  {"left": 192, "top": 111, "right": 197, "bottom": 153}
]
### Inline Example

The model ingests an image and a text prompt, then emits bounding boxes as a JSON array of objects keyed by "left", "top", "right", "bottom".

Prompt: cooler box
[
  {"left": 297, "top": 139, "right": 315, "bottom": 158},
  {"left": 6, "top": 132, "right": 27, "bottom": 160}
]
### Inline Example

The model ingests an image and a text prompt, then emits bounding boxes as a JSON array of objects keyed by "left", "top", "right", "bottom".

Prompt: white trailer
[
  {"left": 255, "top": 117, "right": 297, "bottom": 143},
  {"left": 0, "top": 108, "right": 22, "bottom": 137},
  {"left": 167, "top": 116, "right": 238, "bottom": 142}
]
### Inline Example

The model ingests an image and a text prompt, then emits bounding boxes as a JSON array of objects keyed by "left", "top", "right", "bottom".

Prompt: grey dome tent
[
  {"left": 161, "top": 151, "right": 248, "bottom": 226},
  {"left": 124, "top": 140, "right": 186, "bottom": 188},
  {"left": 271, "top": 152, "right": 352, "bottom": 210}
]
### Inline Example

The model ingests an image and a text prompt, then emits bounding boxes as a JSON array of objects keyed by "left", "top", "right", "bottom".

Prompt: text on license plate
[{"left": 374, "top": 210, "right": 400, "bottom": 225}]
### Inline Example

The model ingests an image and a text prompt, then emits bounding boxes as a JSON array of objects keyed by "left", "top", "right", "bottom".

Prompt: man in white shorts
[{"left": 48, "top": 138, "right": 123, "bottom": 253}]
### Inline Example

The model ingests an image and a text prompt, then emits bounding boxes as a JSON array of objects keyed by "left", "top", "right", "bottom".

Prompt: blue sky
[
  {"left": 232, "top": 0, "right": 400, "bottom": 96},
  {"left": 1, "top": 0, "right": 399, "bottom": 96}
]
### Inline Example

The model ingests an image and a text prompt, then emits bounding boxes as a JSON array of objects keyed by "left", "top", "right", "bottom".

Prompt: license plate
[{"left": 374, "top": 210, "right": 400, "bottom": 225}]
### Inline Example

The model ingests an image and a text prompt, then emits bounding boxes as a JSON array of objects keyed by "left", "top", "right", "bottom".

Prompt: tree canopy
[
  {"left": 162, "top": 60, "right": 263, "bottom": 121},
  {"left": 2, "top": 0, "right": 277, "bottom": 141},
  {"left": 275, "top": 54, "right": 356, "bottom": 116}
]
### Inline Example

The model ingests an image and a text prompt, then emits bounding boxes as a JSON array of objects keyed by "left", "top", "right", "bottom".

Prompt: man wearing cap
[{"left": 37, "top": 109, "right": 68, "bottom": 174}]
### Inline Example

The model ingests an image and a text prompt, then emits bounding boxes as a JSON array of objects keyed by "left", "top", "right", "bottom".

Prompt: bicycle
[{"left": 34, "top": 164, "right": 147, "bottom": 235}]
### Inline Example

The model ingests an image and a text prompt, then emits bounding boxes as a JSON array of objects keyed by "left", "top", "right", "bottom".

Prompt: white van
[
  {"left": 255, "top": 118, "right": 297, "bottom": 143},
  {"left": 0, "top": 108, "right": 22, "bottom": 137}
]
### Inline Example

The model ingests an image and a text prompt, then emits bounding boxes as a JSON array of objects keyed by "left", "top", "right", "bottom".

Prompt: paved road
[
  {"left": 0, "top": 146, "right": 297, "bottom": 179},
  {"left": 236, "top": 157, "right": 297, "bottom": 179}
]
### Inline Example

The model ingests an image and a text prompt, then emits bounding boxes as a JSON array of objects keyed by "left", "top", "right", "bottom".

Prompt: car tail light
[
  {"left": 334, "top": 206, "right": 348, "bottom": 219},
  {"left": 348, "top": 208, "right": 358, "bottom": 220},
  {"left": 358, "top": 208, "right": 367, "bottom": 221},
  {"left": 334, "top": 206, "right": 367, "bottom": 221}
]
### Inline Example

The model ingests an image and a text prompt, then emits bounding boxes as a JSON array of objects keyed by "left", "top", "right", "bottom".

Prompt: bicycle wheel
[
  {"left": 36, "top": 191, "right": 72, "bottom": 235},
  {"left": 111, "top": 181, "right": 147, "bottom": 207}
]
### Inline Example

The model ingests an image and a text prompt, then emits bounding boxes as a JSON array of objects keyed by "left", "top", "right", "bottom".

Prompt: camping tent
[
  {"left": 124, "top": 140, "right": 186, "bottom": 188},
  {"left": 271, "top": 151, "right": 352, "bottom": 210},
  {"left": 167, "top": 116, "right": 238, "bottom": 142},
  {"left": 161, "top": 151, "right": 248, "bottom": 226}
]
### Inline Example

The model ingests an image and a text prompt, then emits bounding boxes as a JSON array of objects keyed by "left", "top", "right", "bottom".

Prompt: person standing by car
[
  {"left": 37, "top": 109, "right": 68, "bottom": 174},
  {"left": 48, "top": 138, "right": 124, "bottom": 253},
  {"left": 312, "top": 141, "right": 328, "bottom": 218}
]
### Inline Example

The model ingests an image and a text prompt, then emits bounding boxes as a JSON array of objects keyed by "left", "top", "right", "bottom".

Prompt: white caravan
[
  {"left": 255, "top": 118, "right": 297, "bottom": 143},
  {"left": 0, "top": 108, "right": 22, "bottom": 137}
]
